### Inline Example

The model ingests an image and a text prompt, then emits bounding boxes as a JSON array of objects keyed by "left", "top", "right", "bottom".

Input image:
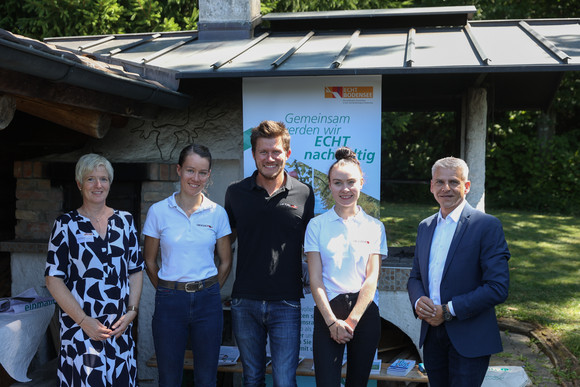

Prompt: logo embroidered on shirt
[
  {"left": 197, "top": 224, "right": 213, "bottom": 228},
  {"left": 353, "top": 240, "right": 370, "bottom": 244},
  {"left": 280, "top": 203, "right": 298, "bottom": 209}
]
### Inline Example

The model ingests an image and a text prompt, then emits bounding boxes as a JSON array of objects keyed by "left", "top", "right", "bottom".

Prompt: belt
[{"left": 158, "top": 275, "right": 218, "bottom": 292}]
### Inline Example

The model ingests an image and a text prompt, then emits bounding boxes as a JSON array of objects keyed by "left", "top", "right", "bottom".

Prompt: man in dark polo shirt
[{"left": 225, "top": 120, "right": 315, "bottom": 387}]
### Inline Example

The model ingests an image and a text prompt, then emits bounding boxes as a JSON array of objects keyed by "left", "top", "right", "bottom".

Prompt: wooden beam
[
  {"left": 0, "top": 68, "right": 163, "bottom": 120},
  {"left": 14, "top": 96, "right": 111, "bottom": 138},
  {"left": 0, "top": 94, "right": 16, "bottom": 129}
]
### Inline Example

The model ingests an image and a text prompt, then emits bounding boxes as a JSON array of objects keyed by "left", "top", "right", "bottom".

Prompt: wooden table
[{"left": 147, "top": 350, "right": 428, "bottom": 383}]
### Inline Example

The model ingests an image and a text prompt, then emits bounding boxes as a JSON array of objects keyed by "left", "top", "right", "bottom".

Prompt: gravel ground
[
  {"left": 491, "top": 330, "right": 560, "bottom": 386},
  {"left": 11, "top": 328, "right": 567, "bottom": 387}
]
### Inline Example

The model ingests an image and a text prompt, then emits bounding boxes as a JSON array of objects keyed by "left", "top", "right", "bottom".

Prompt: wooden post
[
  {"left": 0, "top": 94, "right": 16, "bottom": 130},
  {"left": 14, "top": 96, "right": 111, "bottom": 139}
]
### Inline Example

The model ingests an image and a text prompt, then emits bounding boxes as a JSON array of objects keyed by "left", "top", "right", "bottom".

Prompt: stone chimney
[{"left": 198, "top": 0, "right": 262, "bottom": 40}]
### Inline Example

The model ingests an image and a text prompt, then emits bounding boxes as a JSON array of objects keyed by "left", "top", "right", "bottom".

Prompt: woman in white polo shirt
[
  {"left": 305, "top": 146, "right": 387, "bottom": 387},
  {"left": 143, "top": 144, "right": 232, "bottom": 387}
]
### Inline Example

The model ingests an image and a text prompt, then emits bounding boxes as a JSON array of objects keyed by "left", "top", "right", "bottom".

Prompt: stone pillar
[
  {"left": 463, "top": 88, "right": 487, "bottom": 212},
  {"left": 138, "top": 164, "right": 178, "bottom": 385},
  {"left": 537, "top": 110, "right": 555, "bottom": 152}
]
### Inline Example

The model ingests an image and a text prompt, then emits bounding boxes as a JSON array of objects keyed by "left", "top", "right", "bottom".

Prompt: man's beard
[{"left": 259, "top": 168, "right": 282, "bottom": 180}]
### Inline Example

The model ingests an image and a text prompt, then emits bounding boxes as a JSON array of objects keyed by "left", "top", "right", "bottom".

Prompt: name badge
[{"left": 77, "top": 232, "right": 94, "bottom": 244}]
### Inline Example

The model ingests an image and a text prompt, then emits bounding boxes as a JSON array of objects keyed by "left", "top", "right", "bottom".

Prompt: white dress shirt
[{"left": 428, "top": 199, "right": 467, "bottom": 316}]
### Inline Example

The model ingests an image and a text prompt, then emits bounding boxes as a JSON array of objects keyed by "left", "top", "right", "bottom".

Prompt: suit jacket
[{"left": 407, "top": 202, "right": 510, "bottom": 358}]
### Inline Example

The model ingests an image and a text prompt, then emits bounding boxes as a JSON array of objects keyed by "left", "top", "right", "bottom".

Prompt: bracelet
[
  {"left": 327, "top": 320, "right": 337, "bottom": 328},
  {"left": 78, "top": 315, "right": 86, "bottom": 326},
  {"left": 127, "top": 305, "right": 139, "bottom": 313}
]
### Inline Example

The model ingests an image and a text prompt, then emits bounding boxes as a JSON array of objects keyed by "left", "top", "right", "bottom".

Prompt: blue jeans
[
  {"left": 231, "top": 298, "right": 301, "bottom": 387},
  {"left": 423, "top": 324, "right": 491, "bottom": 387},
  {"left": 152, "top": 283, "right": 223, "bottom": 387}
]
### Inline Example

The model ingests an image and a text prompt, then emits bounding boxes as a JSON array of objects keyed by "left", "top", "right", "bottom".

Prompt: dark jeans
[
  {"left": 423, "top": 324, "right": 490, "bottom": 387},
  {"left": 152, "top": 283, "right": 223, "bottom": 387},
  {"left": 231, "top": 298, "right": 301, "bottom": 387},
  {"left": 313, "top": 293, "right": 380, "bottom": 387}
]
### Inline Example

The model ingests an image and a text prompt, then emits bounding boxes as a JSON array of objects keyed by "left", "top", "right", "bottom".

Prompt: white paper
[
  {"left": 0, "top": 288, "right": 56, "bottom": 382},
  {"left": 483, "top": 366, "right": 531, "bottom": 387}
]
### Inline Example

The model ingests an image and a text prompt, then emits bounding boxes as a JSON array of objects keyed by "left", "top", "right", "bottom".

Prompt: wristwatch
[{"left": 442, "top": 304, "right": 453, "bottom": 322}]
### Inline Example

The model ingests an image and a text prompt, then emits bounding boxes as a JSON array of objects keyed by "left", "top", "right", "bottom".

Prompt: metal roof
[{"left": 39, "top": 7, "right": 580, "bottom": 110}]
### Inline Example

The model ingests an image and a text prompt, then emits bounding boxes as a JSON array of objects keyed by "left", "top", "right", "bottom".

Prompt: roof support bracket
[
  {"left": 141, "top": 36, "right": 198, "bottom": 64},
  {"left": 272, "top": 31, "right": 315, "bottom": 68},
  {"left": 518, "top": 21, "right": 571, "bottom": 64},
  {"left": 78, "top": 36, "right": 115, "bottom": 52},
  {"left": 464, "top": 23, "right": 491, "bottom": 65},
  {"left": 211, "top": 33, "right": 270, "bottom": 70},
  {"left": 108, "top": 33, "right": 162, "bottom": 57},
  {"left": 332, "top": 29, "right": 360, "bottom": 68},
  {"left": 405, "top": 28, "right": 416, "bottom": 67}
]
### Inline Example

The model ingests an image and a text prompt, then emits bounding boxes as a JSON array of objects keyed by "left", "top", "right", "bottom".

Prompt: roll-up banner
[{"left": 243, "top": 75, "right": 382, "bottom": 217}]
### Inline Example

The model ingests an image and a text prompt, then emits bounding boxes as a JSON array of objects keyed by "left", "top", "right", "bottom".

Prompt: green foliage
[
  {"left": 0, "top": 0, "right": 199, "bottom": 39},
  {"left": 126, "top": 0, "right": 163, "bottom": 32},
  {"left": 486, "top": 110, "right": 580, "bottom": 214},
  {"left": 264, "top": 0, "right": 412, "bottom": 12},
  {"left": 8, "top": 0, "right": 126, "bottom": 38},
  {"left": 552, "top": 359, "right": 580, "bottom": 384},
  {"left": 151, "top": 0, "right": 199, "bottom": 31},
  {"left": 550, "top": 73, "right": 580, "bottom": 135},
  {"left": 381, "top": 111, "right": 456, "bottom": 204},
  {"left": 382, "top": 111, "right": 456, "bottom": 181},
  {"left": 412, "top": 0, "right": 579, "bottom": 19}
]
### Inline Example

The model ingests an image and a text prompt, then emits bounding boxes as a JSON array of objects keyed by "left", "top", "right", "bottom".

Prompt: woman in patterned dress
[{"left": 45, "top": 153, "right": 144, "bottom": 386}]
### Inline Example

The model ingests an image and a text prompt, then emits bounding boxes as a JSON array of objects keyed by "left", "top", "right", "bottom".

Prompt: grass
[{"left": 381, "top": 202, "right": 580, "bottom": 360}]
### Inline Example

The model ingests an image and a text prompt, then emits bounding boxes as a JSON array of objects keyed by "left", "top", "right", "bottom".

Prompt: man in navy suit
[{"left": 407, "top": 157, "right": 510, "bottom": 387}]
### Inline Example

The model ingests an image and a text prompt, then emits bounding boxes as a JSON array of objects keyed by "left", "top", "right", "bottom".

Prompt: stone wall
[
  {"left": 13, "top": 161, "right": 62, "bottom": 241},
  {"left": 378, "top": 264, "right": 422, "bottom": 359}
]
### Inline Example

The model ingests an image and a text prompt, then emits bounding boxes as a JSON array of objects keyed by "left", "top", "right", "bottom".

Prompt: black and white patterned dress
[{"left": 45, "top": 210, "right": 144, "bottom": 387}]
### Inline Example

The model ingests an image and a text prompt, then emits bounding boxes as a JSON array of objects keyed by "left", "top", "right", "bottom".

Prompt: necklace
[
  {"left": 79, "top": 207, "right": 109, "bottom": 239},
  {"left": 80, "top": 207, "right": 108, "bottom": 224}
]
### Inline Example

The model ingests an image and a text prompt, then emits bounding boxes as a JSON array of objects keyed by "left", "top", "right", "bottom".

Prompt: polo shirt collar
[
  {"left": 168, "top": 192, "right": 179, "bottom": 208},
  {"left": 330, "top": 205, "right": 364, "bottom": 222},
  {"left": 249, "top": 170, "right": 292, "bottom": 192},
  {"left": 168, "top": 192, "right": 212, "bottom": 213}
]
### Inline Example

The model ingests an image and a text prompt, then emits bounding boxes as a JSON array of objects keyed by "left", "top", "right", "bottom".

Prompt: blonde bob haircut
[{"left": 75, "top": 153, "right": 114, "bottom": 185}]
